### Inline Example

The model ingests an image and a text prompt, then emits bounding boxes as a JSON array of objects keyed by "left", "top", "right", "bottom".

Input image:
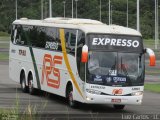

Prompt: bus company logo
[
  {"left": 113, "top": 77, "right": 126, "bottom": 83},
  {"left": 45, "top": 41, "right": 59, "bottom": 50},
  {"left": 94, "top": 75, "right": 102, "bottom": 82},
  {"left": 106, "top": 77, "right": 112, "bottom": 83},
  {"left": 19, "top": 49, "right": 26, "bottom": 56},
  {"left": 112, "top": 89, "right": 123, "bottom": 95},
  {"left": 41, "top": 54, "right": 63, "bottom": 89},
  {"left": 96, "top": 75, "right": 101, "bottom": 79}
]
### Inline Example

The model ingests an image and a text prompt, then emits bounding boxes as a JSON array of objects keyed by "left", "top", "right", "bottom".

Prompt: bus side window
[
  {"left": 76, "top": 30, "right": 85, "bottom": 81},
  {"left": 64, "top": 29, "right": 76, "bottom": 55},
  {"left": 11, "top": 25, "right": 15, "bottom": 43},
  {"left": 29, "top": 26, "right": 39, "bottom": 47},
  {"left": 12, "top": 25, "right": 19, "bottom": 44},
  {"left": 56, "top": 28, "right": 62, "bottom": 51},
  {"left": 20, "top": 25, "right": 28, "bottom": 46},
  {"left": 11, "top": 25, "right": 27, "bottom": 46},
  {"left": 36, "top": 26, "right": 46, "bottom": 48},
  {"left": 45, "top": 27, "right": 59, "bottom": 51}
]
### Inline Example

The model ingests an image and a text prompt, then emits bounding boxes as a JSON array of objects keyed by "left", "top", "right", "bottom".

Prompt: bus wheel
[
  {"left": 67, "top": 86, "right": 76, "bottom": 108},
  {"left": 113, "top": 105, "right": 125, "bottom": 110},
  {"left": 28, "top": 75, "right": 35, "bottom": 95},
  {"left": 21, "top": 72, "right": 27, "bottom": 93}
]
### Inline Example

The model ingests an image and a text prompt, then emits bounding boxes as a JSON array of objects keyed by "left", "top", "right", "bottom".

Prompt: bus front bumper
[{"left": 84, "top": 93, "right": 143, "bottom": 105}]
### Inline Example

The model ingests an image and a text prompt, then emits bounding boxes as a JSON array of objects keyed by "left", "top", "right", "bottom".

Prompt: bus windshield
[
  {"left": 86, "top": 34, "right": 145, "bottom": 86},
  {"left": 87, "top": 52, "right": 145, "bottom": 86}
]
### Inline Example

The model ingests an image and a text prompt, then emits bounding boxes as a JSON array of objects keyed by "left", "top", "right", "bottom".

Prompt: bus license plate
[{"left": 111, "top": 99, "right": 121, "bottom": 103}]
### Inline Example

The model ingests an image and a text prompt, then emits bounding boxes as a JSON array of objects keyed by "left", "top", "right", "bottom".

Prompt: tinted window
[
  {"left": 45, "top": 27, "right": 61, "bottom": 51},
  {"left": 22, "top": 26, "right": 59, "bottom": 50},
  {"left": 11, "top": 25, "right": 27, "bottom": 46},
  {"left": 87, "top": 51, "right": 145, "bottom": 86},
  {"left": 64, "top": 29, "right": 76, "bottom": 55},
  {"left": 28, "top": 26, "right": 45, "bottom": 48},
  {"left": 76, "top": 30, "right": 85, "bottom": 81},
  {"left": 11, "top": 25, "right": 15, "bottom": 43}
]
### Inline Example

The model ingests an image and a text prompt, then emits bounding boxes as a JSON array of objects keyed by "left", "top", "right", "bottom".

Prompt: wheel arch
[
  {"left": 65, "top": 81, "right": 73, "bottom": 98},
  {"left": 20, "top": 68, "right": 26, "bottom": 84},
  {"left": 27, "top": 69, "right": 34, "bottom": 85},
  {"left": 28, "top": 71, "right": 33, "bottom": 82}
]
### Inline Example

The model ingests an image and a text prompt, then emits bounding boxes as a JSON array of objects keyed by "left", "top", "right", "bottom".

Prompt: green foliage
[
  {"left": 0, "top": 31, "right": 9, "bottom": 36},
  {"left": 0, "top": 53, "right": 9, "bottom": 60},
  {"left": 0, "top": 0, "right": 159, "bottom": 39},
  {"left": 145, "top": 84, "right": 160, "bottom": 93}
]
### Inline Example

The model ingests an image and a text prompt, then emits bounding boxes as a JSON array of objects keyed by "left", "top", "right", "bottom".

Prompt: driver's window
[
  {"left": 76, "top": 30, "right": 85, "bottom": 81},
  {"left": 88, "top": 52, "right": 99, "bottom": 71}
]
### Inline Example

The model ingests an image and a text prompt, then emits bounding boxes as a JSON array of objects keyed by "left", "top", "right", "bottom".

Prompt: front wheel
[
  {"left": 113, "top": 105, "right": 125, "bottom": 110},
  {"left": 67, "top": 86, "right": 76, "bottom": 108}
]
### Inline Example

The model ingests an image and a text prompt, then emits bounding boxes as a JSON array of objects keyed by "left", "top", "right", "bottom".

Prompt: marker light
[
  {"left": 81, "top": 45, "right": 88, "bottom": 63},
  {"left": 146, "top": 48, "right": 156, "bottom": 66}
]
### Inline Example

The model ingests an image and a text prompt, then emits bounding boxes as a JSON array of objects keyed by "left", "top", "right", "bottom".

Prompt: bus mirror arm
[
  {"left": 145, "top": 48, "right": 156, "bottom": 66},
  {"left": 143, "top": 49, "right": 146, "bottom": 54},
  {"left": 81, "top": 45, "right": 88, "bottom": 63}
]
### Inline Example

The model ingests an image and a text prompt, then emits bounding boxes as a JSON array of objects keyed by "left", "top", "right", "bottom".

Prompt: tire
[
  {"left": 113, "top": 105, "right": 125, "bottom": 110},
  {"left": 67, "top": 86, "right": 76, "bottom": 108},
  {"left": 21, "top": 73, "right": 27, "bottom": 93},
  {"left": 28, "top": 75, "right": 36, "bottom": 95}
]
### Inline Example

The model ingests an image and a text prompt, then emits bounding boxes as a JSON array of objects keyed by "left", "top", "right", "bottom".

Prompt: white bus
[{"left": 9, "top": 17, "right": 155, "bottom": 109}]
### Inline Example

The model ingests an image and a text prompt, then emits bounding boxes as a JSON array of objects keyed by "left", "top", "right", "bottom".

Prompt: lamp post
[
  {"left": 127, "top": 0, "right": 128, "bottom": 27},
  {"left": 63, "top": 1, "right": 66, "bottom": 18},
  {"left": 155, "top": 0, "right": 159, "bottom": 49},
  {"left": 72, "top": 0, "right": 73, "bottom": 18},
  {"left": 49, "top": 0, "right": 52, "bottom": 17},
  {"left": 157, "top": 1, "right": 159, "bottom": 46},
  {"left": 100, "top": 0, "right": 101, "bottom": 21},
  {"left": 137, "top": 0, "right": 140, "bottom": 31},
  {"left": 109, "top": 0, "right": 111, "bottom": 25},
  {"left": 75, "top": 0, "right": 78, "bottom": 18},
  {"left": 15, "top": 0, "right": 17, "bottom": 19},
  {"left": 41, "top": 0, "right": 43, "bottom": 19},
  {"left": 111, "top": 5, "right": 112, "bottom": 24}
]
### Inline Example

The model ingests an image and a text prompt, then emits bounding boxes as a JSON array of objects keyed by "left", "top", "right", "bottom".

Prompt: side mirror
[
  {"left": 146, "top": 48, "right": 156, "bottom": 66},
  {"left": 81, "top": 45, "right": 88, "bottom": 63}
]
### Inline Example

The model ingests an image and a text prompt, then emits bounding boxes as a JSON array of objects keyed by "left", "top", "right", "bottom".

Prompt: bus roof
[{"left": 13, "top": 17, "right": 141, "bottom": 36}]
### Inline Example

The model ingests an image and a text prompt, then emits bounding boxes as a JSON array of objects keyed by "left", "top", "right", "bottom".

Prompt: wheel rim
[
  {"left": 29, "top": 79, "right": 33, "bottom": 92},
  {"left": 69, "top": 91, "right": 74, "bottom": 106},
  {"left": 22, "top": 79, "right": 25, "bottom": 89}
]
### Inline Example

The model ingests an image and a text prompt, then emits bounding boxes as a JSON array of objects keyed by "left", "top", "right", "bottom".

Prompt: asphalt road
[{"left": 0, "top": 63, "right": 160, "bottom": 120}]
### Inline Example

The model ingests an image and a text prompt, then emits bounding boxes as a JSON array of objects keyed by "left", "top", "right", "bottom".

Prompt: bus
[{"left": 9, "top": 17, "right": 155, "bottom": 109}]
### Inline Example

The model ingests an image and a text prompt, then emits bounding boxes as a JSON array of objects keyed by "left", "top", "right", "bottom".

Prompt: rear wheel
[
  {"left": 28, "top": 75, "right": 36, "bottom": 95},
  {"left": 113, "top": 105, "right": 125, "bottom": 110},
  {"left": 21, "top": 72, "right": 27, "bottom": 93}
]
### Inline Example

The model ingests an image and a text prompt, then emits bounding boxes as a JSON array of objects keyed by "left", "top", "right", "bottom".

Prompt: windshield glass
[{"left": 87, "top": 51, "right": 145, "bottom": 86}]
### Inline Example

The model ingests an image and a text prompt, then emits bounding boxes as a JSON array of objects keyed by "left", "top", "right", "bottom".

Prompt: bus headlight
[
  {"left": 86, "top": 89, "right": 101, "bottom": 95},
  {"left": 131, "top": 91, "right": 143, "bottom": 96}
]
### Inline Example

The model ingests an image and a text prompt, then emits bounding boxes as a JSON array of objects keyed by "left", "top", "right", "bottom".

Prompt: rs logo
[
  {"left": 41, "top": 54, "right": 63, "bottom": 89},
  {"left": 112, "top": 89, "right": 123, "bottom": 95}
]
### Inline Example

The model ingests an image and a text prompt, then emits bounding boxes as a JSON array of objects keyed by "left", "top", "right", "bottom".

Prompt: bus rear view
[{"left": 81, "top": 34, "right": 155, "bottom": 109}]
